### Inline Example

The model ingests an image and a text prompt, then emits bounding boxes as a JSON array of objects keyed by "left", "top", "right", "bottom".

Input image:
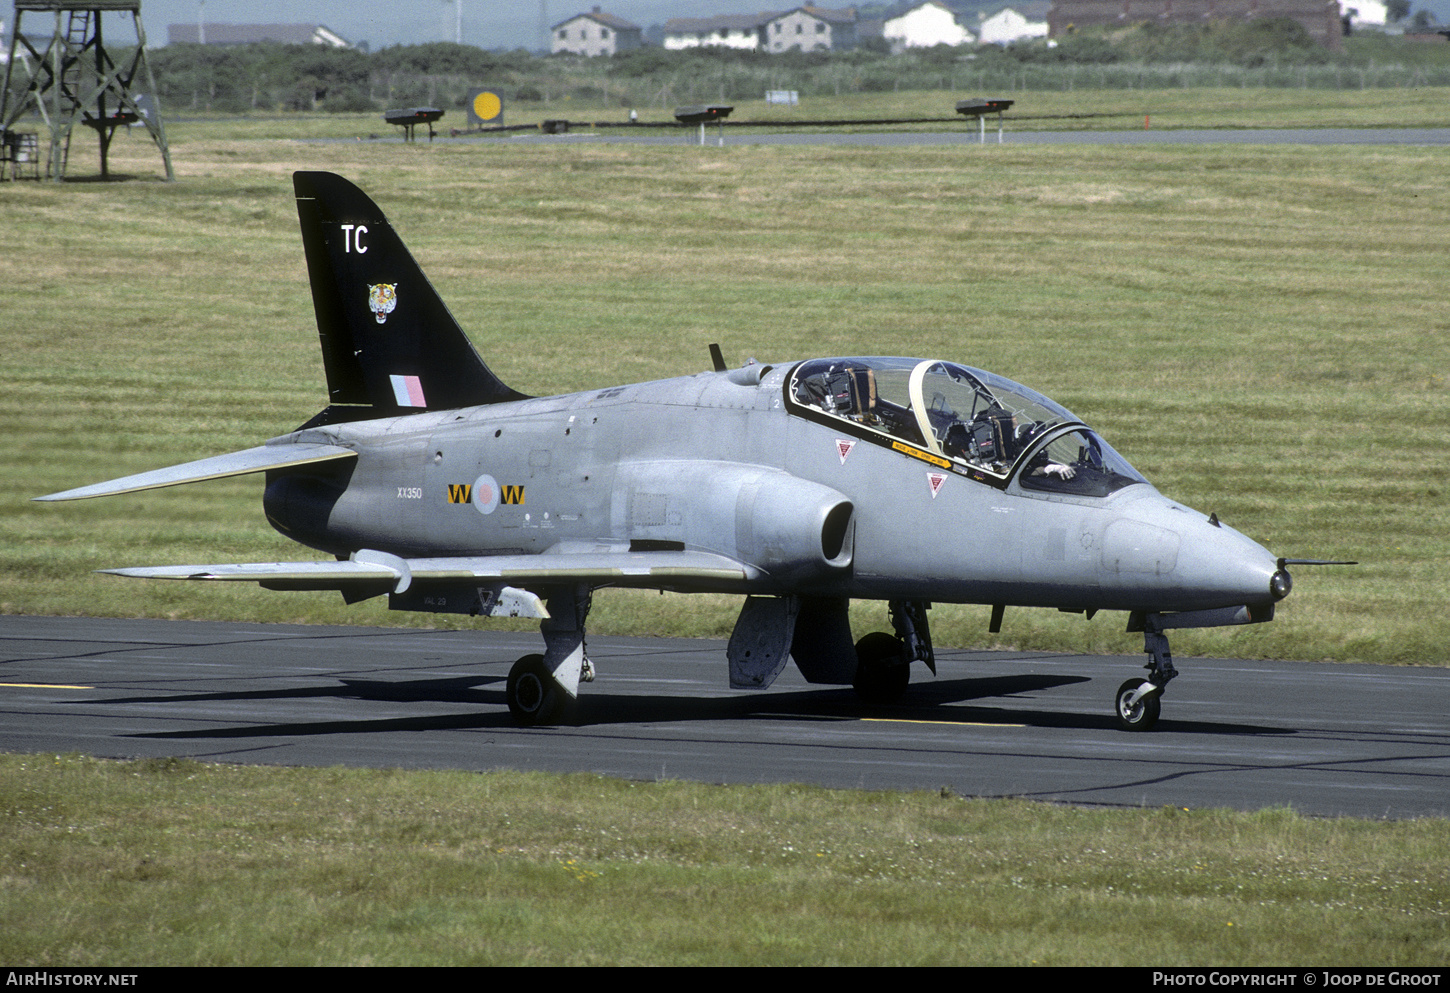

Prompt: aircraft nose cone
[
  {"left": 1270, "top": 568, "right": 1293, "bottom": 601},
  {"left": 1106, "top": 492, "right": 1280, "bottom": 610},
  {"left": 1175, "top": 514, "right": 1280, "bottom": 607}
]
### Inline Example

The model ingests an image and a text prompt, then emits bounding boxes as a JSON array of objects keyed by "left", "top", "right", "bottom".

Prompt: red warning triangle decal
[
  {"left": 836, "top": 439, "right": 856, "bottom": 465},
  {"left": 927, "top": 472, "right": 947, "bottom": 498}
]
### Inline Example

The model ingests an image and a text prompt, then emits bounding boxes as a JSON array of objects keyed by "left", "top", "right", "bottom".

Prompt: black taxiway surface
[{"left": 2, "top": 615, "right": 1445, "bottom": 819}]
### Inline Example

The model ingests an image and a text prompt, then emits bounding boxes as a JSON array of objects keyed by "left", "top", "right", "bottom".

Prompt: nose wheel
[{"left": 1115, "top": 679, "right": 1161, "bottom": 731}]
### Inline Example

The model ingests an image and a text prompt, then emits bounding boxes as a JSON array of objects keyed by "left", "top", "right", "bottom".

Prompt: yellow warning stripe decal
[{"left": 891, "top": 441, "right": 951, "bottom": 469}]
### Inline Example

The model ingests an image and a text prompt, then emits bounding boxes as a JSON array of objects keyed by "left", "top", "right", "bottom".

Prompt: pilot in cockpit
[
  {"left": 1017, "top": 419, "right": 1076, "bottom": 480},
  {"left": 944, "top": 407, "right": 1074, "bottom": 480},
  {"left": 798, "top": 366, "right": 879, "bottom": 427}
]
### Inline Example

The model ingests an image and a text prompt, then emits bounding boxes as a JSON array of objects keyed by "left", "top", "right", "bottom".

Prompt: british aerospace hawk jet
[{"left": 37, "top": 171, "right": 1343, "bottom": 730}]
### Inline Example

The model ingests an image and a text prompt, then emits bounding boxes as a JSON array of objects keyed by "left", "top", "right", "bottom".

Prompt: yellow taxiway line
[
  {"left": 862, "top": 717, "right": 1025, "bottom": 728},
  {"left": 1, "top": 683, "right": 94, "bottom": 690}
]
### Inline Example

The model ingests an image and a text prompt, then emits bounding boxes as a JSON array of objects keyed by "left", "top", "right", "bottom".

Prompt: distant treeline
[{"left": 7, "top": 21, "right": 1450, "bottom": 115}]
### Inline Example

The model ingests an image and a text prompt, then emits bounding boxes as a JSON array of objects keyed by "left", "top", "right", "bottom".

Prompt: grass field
[
  {"left": 1, "top": 755, "right": 1446, "bottom": 966},
  {"left": 0, "top": 95, "right": 1446, "bottom": 966}
]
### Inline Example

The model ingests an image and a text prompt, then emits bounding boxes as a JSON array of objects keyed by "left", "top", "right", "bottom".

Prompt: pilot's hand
[{"left": 1043, "top": 463, "right": 1076, "bottom": 480}]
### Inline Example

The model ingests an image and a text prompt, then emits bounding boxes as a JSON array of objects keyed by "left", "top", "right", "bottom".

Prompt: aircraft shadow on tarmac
[
  {"left": 0, "top": 627, "right": 432, "bottom": 669},
  {"left": 119, "top": 670, "right": 1292, "bottom": 739}
]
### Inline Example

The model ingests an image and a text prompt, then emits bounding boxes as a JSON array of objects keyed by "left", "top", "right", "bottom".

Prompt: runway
[
  {"left": 325, "top": 126, "right": 1450, "bottom": 149},
  {"left": 487, "top": 126, "right": 1450, "bottom": 147},
  {"left": 2, "top": 615, "right": 1445, "bottom": 819}
]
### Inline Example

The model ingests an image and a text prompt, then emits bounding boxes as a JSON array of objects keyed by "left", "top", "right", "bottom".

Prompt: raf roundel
[{"left": 472, "top": 473, "right": 500, "bottom": 515}]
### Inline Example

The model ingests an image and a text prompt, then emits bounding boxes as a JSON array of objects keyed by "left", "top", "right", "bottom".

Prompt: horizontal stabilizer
[
  {"left": 34, "top": 444, "right": 357, "bottom": 502},
  {"left": 101, "top": 548, "right": 760, "bottom": 592}
]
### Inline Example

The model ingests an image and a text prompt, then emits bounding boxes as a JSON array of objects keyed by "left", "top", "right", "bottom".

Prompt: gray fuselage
[{"left": 263, "top": 361, "right": 1280, "bottom": 617}]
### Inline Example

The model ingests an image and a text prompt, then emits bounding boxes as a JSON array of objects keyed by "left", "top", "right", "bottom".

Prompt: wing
[
  {"left": 101, "top": 547, "right": 762, "bottom": 612},
  {"left": 34, "top": 444, "right": 357, "bottom": 502}
]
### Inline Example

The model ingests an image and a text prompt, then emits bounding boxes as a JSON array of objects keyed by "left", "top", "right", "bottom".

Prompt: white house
[
  {"left": 976, "top": 7, "right": 1048, "bottom": 44},
  {"left": 551, "top": 7, "right": 642, "bottom": 57},
  {"left": 884, "top": 2, "right": 975, "bottom": 49},
  {"left": 662, "top": 15, "right": 764, "bottom": 51},
  {"left": 763, "top": 6, "right": 859, "bottom": 52},
  {"left": 1343, "top": 0, "right": 1388, "bottom": 26}
]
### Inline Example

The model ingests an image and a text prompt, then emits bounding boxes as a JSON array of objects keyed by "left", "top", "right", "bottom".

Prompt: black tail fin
[{"left": 293, "top": 171, "right": 526, "bottom": 417}]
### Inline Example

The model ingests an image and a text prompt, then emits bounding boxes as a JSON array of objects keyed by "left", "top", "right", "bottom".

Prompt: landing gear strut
[
  {"left": 505, "top": 586, "right": 594, "bottom": 726},
  {"left": 1115, "top": 613, "right": 1178, "bottom": 732}
]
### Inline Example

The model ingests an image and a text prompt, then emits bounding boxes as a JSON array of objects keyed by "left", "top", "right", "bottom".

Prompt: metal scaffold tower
[{"left": 1, "top": 0, "right": 173, "bottom": 181}]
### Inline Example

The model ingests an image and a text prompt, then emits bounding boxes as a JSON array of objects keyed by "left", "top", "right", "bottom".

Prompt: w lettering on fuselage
[{"left": 448, "top": 482, "right": 520, "bottom": 506}]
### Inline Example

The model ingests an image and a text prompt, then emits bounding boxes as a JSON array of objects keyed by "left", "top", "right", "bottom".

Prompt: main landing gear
[
  {"left": 852, "top": 599, "right": 936, "bottom": 705},
  {"left": 505, "top": 587, "right": 594, "bottom": 726},
  {"left": 506, "top": 650, "right": 596, "bottom": 726},
  {"left": 852, "top": 632, "right": 910, "bottom": 703},
  {"left": 507, "top": 654, "right": 562, "bottom": 724},
  {"left": 1115, "top": 614, "right": 1178, "bottom": 732}
]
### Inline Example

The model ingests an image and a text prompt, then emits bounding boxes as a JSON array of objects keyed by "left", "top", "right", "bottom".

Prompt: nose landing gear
[{"left": 1115, "top": 614, "right": 1178, "bottom": 732}]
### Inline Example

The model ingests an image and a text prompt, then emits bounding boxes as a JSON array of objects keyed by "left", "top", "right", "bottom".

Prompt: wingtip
[{"left": 35, "top": 487, "right": 128, "bottom": 503}]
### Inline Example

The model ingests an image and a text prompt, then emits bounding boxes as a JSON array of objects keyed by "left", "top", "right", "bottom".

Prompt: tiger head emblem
[{"left": 367, "top": 283, "right": 397, "bottom": 324}]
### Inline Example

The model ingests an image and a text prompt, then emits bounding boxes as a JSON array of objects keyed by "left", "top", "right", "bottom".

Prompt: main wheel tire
[
  {"left": 507, "top": 654, "right": 562, "bottom": 725},
  {"left": 1114, "top": 678, "right": 1161, "bottom": 732},
  {"left": 853, "top": 632, "right": 910, "bottom": 704}
]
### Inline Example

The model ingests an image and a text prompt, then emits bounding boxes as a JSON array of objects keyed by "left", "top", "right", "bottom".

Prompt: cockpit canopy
[{"left": 787, "top": 357, "right": 1146, "bottom": 497}]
